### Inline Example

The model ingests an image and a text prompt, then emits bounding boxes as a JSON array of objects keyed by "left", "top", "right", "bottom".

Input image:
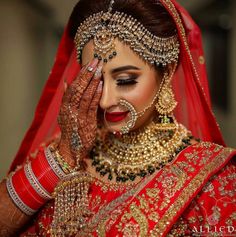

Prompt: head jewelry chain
[{"left": 74, "top": 0, "right": 179, "bottom": 66}]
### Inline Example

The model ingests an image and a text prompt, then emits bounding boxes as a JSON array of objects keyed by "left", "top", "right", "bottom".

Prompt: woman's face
[{"left": 82, "top": 39, "right": 161, "bottom": 133}]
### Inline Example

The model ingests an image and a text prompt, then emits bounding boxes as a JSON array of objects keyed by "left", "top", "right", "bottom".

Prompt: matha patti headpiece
[{"left": 74, "top": 0, "right": 180, "bottom": 66}]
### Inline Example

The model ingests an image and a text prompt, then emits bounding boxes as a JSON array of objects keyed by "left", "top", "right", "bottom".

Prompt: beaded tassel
[{"left": 50, "top": 172, "right": 92, "bottom": 236}]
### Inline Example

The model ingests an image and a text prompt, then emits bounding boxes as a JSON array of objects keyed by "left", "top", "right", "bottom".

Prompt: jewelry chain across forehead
[{"left": 74, "top": 8, "right": 180, "bottom": 65}]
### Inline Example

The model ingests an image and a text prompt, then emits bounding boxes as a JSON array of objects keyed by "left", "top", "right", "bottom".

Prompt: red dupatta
[
  {"left": 161, "top": 0, "right": 224, "bottom": 145},
  {"left": 10, "top": 0, "right": 225, "bottom": 171}
]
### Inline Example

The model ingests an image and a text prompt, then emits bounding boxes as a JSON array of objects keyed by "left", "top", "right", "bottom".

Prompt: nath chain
[{"left": 137, "top": 92, "right": 159, "bottom": 118}]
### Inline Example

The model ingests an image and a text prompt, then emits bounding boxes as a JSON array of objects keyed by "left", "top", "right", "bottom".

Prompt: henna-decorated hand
[{"left": 58, "top": 59, "right": 103, "bottom": 168}]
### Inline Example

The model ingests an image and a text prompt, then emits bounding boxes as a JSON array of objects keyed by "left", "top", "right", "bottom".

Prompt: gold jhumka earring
[{"left": 155, "top": 65, "right": 178, "bottom": 133}]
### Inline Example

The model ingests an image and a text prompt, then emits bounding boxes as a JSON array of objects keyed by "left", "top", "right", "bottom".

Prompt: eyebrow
[{"left": 111, "top": 65, "right": 141, "bottom": 74}]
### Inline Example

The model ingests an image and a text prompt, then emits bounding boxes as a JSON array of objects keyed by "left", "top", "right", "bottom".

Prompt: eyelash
[{"left": 116, "top": 76, "right": 138, "bottom": 86}]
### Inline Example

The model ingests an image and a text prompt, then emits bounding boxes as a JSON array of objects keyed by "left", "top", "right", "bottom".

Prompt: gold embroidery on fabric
[
  {"left": 78, "top": 172, "right": 157, "bottom": 236},
  {"left": 166, "top": 217, "right": 189, "bottom": 237},
  {"left": 148, "top": 212, "right": 160, "bottom": 223},
  {"left": 152, "top": 164, "right": 188, "bottom": 211},
  {"left": 115, "top": 152, "right": 190, "bottom": 235},
  {"left": 146, "top": 188, "right": 160, "bottom": 199},
  {"left": 137, "top": 197, "right": 149, "bottom": 211},
  {"left": 94, "top": 178, "right": 136, "bottom": 192},
  {"left": 194, "top": 160, "right": 236, "bottom": 230},
  {"left": 90, "top": 195, "right": 103, "bottom": 210},
  {"left": 150, "top": 143, "right": 234, "bottom": 236},
  {"left": 121, "top": 203, "right": 149, "bottom": 237},
  {"left": 226, "top": 212, "right": 236, "bottom": 226},
  {"left": 116, "top": 202, "right": 150, "bottom": 237},
  {"left": 97, "top": 220, "right": 106, "bottom": 237}
]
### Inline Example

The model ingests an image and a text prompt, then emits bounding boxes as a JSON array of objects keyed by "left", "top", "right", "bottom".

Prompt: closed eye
[
  {"left": 116, "top": 78, "right": 138, "bottom": 86},
  {"left": 116, "top": 74, "right": 138, "bottom": 86}
]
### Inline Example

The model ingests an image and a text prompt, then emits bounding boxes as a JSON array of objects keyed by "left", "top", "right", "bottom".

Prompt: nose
[{"left": 99, "top": 80, "right": 118, "bottom": 110}]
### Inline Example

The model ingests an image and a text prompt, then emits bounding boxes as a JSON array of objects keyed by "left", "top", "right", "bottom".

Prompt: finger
[
  {"left": 88, "top": 63, "right": 103, "bottom": 112},
  {"left": 71, "top": 59, "right": 99, "bottom": 93},
  {"left": 88, "top": 80, "right": 103, "bottom": 118},
  {"left": 61, "top": 60, "right": 97, "bottom": 106},
  {"left": 87, "top": 62, "right": 104, "bottom": 112},
  {"left": 78, "top": 64, "right": 103, "bottom": 117},
  {"left": 70, "top": 59, "right": 99, "bottom": 106},
  {"left": 80, "top": 62, "right": 89, "bottom": 74},
  {"left": 61, "top": 85, "right": 73, "bottom": 105}
]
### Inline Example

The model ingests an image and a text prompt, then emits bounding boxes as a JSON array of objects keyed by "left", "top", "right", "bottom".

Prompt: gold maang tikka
[{"left": 93, "top": 0, "right": 117, "bottom": 63}]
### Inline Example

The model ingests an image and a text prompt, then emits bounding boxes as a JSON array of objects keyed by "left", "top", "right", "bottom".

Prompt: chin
[
  {"left": 104, "top": 124, "right": 123, "bottom": 133},
  {"left": 102, "top": 120, "right": 125, "bottom": 133}
]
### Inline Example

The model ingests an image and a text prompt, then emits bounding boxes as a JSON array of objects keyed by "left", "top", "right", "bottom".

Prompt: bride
[{"left": 0, "top": 0, "right": 235, "bottom": 236}]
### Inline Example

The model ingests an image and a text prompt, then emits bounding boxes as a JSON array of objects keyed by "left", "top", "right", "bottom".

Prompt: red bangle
[
  {"left": 12, "top": 167, "right": 45, "bottom": 210},
  {"left": 6, "top": 145, "right": 67, "bottom": 215},
  {"left": 31, "top": 149, "right": 60, "bottom": 193}
]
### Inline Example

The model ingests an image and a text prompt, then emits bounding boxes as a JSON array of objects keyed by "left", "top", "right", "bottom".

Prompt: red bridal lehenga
[
  {"left": 8, "top": 0, "right": 235, "bottom": 236},
  {"left": 21, "top": 142, "right": 235, "bottom": 237}
]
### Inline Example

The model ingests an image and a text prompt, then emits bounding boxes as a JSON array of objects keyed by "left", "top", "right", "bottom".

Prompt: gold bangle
[
  {"left": 48, "top": 143, "right": 73, "bottom": 174},
  {"left": 53, "top": 149, "right": 73, "bottom": 174}
]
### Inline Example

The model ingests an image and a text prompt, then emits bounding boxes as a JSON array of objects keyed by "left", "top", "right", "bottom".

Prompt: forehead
[{"left": 81, "top": 39, "right": 149, "bottom": 70}]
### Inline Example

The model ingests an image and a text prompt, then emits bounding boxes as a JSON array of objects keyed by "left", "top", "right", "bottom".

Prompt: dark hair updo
[{"left": 68, "top": 0, "right": 177, "bottom": 39}]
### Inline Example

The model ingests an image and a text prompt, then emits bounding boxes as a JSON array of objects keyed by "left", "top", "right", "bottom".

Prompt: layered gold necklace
[{"left": 90, "top": 121, "right": 191, "bottom": 183}]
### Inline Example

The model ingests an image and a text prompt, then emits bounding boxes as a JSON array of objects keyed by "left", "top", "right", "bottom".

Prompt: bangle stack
[{"left": 6, "top": 146, "right": 68, "bottom": 215}]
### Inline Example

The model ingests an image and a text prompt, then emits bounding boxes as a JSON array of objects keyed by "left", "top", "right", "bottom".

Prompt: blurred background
[{"left": 0, "top": 0, "right": 236, "bottom": 179}]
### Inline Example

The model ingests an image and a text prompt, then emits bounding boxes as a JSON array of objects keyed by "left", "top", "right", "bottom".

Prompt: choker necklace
[{"left": 90, "top": 121, "right": 192, "bottom": 183}]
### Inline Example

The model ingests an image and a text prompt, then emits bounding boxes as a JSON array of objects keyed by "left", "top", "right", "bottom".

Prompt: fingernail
[
  {"left": 94, "top": 65, "right": 103, "bottom": 78},
  {"left": 87, "top": 58, "right": 99, "bottom": 72}
]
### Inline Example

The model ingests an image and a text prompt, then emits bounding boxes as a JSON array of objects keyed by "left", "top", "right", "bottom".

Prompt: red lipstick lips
[{"left": 105, "top": 111, "right": 129, "bottom": 123}]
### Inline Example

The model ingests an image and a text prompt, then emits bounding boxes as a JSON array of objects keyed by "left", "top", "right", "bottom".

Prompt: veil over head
[{"left": 9, "top": 0, "right": 225, "bottom": 172}]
